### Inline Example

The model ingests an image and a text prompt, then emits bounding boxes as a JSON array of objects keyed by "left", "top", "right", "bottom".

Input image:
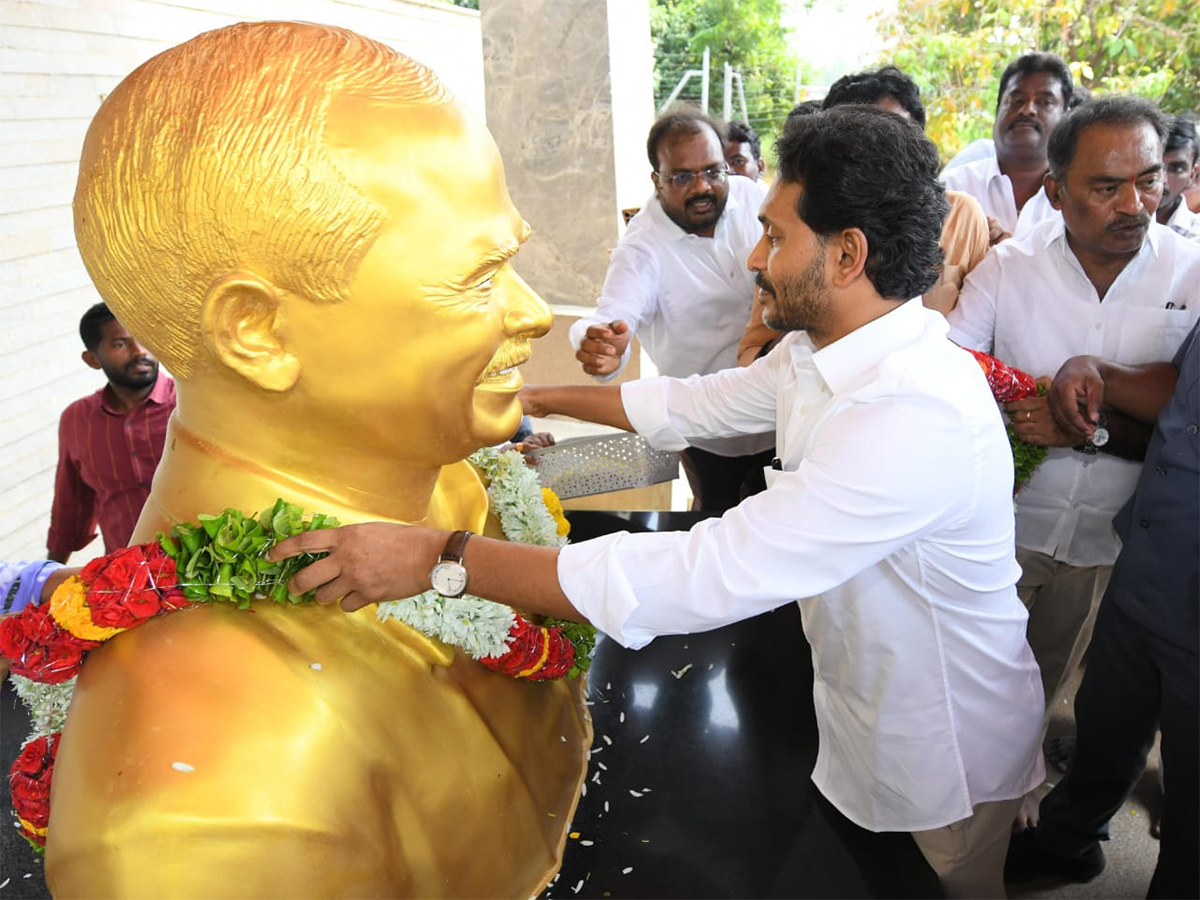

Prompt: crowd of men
[
  {"left": 20, "top": 40, "right": 1200, "bottom": 900},
  {"left": 558, "top": 49, "right": 1198, "bottom": 899}
]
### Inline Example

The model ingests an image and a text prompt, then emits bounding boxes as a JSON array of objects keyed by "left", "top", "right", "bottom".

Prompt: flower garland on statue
[
  {"left": 965, "top": 348, "right": 1048, "bottom": 495},
  {"left": 2, "top": 447, "right": 594, "bottom": 851}
]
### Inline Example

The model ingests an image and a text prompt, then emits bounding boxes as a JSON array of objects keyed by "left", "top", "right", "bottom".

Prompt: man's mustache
[
  {"left": 1009, "top": 116, "right": 1041, "bottom": 132},
  {"left": 755, "top": 271, "right": 775, "bottom": 295},
  {"left": 686, "top": 193, "right": 717, "bottom": 209},
  {"left": 1107, "top": 213, "right": 1151, "bottom": 231}
]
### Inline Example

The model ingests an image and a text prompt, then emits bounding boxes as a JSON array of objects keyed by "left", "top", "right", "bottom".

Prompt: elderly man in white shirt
[
  {"left": 568, "top": 110, "right": 771, "bottom": 511},
  {"left": 274, "top": 106, "right": 1045, "bottom": 900},
  {"left": 948, "top": 96, "right": 1200, "bottom": 735},
  {"left": 941, "top": 52, "right": 1073, "bottom": 245}
]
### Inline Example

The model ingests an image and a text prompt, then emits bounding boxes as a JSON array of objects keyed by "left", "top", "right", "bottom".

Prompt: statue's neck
[{"left": 131, "top": 416, "right": 490, "bottom": 542}]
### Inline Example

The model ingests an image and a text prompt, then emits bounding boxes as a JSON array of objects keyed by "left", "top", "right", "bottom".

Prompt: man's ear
[
  {"left": 829, "top": 228, "right": 869, "bottom": 289},
  {"left": 82, "top": 350, "right": 101, "bottom": 370},
  {"left": 1044, "top": 172, "right": 1064, "bottom": 210},
  {"left": 201, "top": 271, "right": 299, "bottom": 392}
]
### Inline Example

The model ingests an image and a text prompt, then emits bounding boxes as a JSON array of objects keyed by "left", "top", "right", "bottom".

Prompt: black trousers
[
  {"left": 1037, "top": 599, "right": 1198, "bottom": 899},
  {"left": 679, "top": 446, "right": 775, "bottom": 513}
]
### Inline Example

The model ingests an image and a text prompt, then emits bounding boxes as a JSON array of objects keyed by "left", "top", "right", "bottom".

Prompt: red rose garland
[{"left": 9, "top": 733, "right": 58, "bottom": 850}]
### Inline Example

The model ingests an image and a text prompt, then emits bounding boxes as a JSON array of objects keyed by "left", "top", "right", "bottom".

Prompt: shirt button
[
  {"left": 1139, "top": 518, "right": 1150, "bottom": 528},
  {"left": 1071, "top": 502, "right": 1080, "bottom": 509},
  {"left": 1156, "top": 466, "right": 1167, "bottom": 476},
  {"left": 1094, "top": 323, "right": 1102, "bottom": 330},
  {"left": 1187, "top": 424, "right": 1198, "bottom": 436}
]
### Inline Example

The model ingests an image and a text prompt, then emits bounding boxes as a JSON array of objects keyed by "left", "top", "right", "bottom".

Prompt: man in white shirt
[
  {"left": 569, "top": 110, "right": 771, "bottom": 510},
  {"left": 947, "top": 96, "right": 1200, "bottom": 725},
  {"left": 1157, "top": 115, "right": 1200, "bottom": 241},
  {"left": 274, "top": 107, "right": 1045, "bottom": 899},
  {"left": 941, "top": 52, "right": 1073, "bottom": 245}
]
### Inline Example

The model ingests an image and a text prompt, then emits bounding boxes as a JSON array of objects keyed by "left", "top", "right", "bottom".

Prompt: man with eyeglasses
[
  {"left": 941, "top": 52, "right": 1073, "bottom": 245},
  {"left": 569, "top": 109, "right": 771, "bottom": 511},
  {"left": 948, "top": 99, "right": 1200, "bottom": 833},
  {"left": 1155, "top": 115, "right": 1200, "bottom": 241}
]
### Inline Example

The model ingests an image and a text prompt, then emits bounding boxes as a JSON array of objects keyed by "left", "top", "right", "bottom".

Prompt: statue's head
[{"left": 74, "top": 21, "right": 551, "bottom": 464}]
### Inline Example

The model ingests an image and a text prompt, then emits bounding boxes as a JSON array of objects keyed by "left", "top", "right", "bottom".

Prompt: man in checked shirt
[{"left": 46, "top": 302, "right": 175, "bottom": 562}]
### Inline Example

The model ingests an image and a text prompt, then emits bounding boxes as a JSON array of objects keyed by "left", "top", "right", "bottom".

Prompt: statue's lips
[{"left": 477, "top": 343, "right": 530, "bottom": 389}]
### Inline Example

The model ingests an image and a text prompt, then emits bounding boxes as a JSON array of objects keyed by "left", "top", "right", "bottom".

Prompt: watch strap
[{"left": 439, "top": 529, "right": 473, "bottom": 564}]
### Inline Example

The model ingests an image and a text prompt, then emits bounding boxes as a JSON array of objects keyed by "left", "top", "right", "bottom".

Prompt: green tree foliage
[
  {"left": 651, "top": 0, "right": 804, "bottom": 154},
  {"left": 874, "top": 0, "right": 1200, "bottom": 160}
]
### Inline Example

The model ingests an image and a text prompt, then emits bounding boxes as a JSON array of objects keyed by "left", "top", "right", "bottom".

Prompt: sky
[{"left": 786, "top": 0, "right": 895, "bottom": 91}]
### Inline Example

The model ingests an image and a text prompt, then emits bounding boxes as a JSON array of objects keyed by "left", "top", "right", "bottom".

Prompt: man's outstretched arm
[{"left": 520, "top": 384, "right": 632, "bottom": 432}]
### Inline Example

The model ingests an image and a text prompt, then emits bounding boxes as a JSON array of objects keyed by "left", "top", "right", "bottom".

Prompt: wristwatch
[
  {"left": 1075, "top": 411, "right": 1109, "bottom": 455},
  {"left": 429, "top": 530, "right": 472, "bottom": 598}
]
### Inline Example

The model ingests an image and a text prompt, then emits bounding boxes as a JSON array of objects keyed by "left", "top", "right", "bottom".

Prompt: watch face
[
  {"left": 1091, "top": 426, "right": 1110, "bottom": 448},
  {"left": 430, "top": 561, "right": 468, "bottom": 597}
]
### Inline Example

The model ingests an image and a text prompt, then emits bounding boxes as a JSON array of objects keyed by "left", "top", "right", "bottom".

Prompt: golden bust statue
[{"left": 48, "top": 21, "right": 590, "bottom": 898}]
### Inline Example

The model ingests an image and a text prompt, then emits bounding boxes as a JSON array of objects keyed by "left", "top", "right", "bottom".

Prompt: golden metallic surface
[{"left": 49, "top": 21, "right": 589, "bottom": 899}]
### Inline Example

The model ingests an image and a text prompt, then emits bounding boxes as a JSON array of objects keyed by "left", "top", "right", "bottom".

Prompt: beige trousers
[
  {"left": 1015, "top": 547, "right": 1112, "bottom": 713},
  {"left": 911, "top": 797, "right": 1023, "bottom": 899}
]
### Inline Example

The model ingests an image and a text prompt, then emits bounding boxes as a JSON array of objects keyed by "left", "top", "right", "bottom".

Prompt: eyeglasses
[{"left": 658, "top": 166, "right": 729, "bottom": 191}]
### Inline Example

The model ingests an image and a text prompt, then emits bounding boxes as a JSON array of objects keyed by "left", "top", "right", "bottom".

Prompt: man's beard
[
  {"left": 104, "top": 359, "right": 159, "bottom": 390},
  {"left": 758, "top": 253, "right": 831, "bottom": 334},
  {"left": 663, "top": 191, "right": 727, "bottom": 234}
]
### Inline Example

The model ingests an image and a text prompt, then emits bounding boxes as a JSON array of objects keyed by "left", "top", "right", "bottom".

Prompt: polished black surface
[
  {"left": 544, "top": 511, "right": 941, "bottom": 899},
  {"left": 1, "top": 678, "right": 49, "bottom": 899}
]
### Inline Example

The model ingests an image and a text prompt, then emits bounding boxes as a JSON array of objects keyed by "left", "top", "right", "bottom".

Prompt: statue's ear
[{"left": 201, "top": 272, "right": 299, "bottom": 392}]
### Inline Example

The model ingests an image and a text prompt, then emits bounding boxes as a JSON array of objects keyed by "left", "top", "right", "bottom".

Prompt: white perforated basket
[{"left": 526, "top": 433, "right": 679, "bottom": 500}]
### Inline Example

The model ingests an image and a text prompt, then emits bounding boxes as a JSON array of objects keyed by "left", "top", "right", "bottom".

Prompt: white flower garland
[
  {"left": 9, "top": 675, "right": 74, "bottom": 742},
  {"left": 375, "top": 447, "right": 566, "bottom": 659}
]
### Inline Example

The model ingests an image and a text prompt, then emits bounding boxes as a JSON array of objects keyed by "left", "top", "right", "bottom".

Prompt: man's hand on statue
[
  {"left": 1004, "top": 388, "right": 1077, "bottom": 447},
  {"left": 269, "top": 523, "right": 446, "bottom": 613},
  {"left": 576, "top": 320, "right": 630, "bottom": 376},
  {"left": 1047, "top": 355, "right": 1104, "bottom": 443}
]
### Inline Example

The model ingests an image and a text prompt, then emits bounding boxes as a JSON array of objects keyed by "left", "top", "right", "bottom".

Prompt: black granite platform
[
  {"left": 1, "top": 678, "right": 48, "bottom": 899},
  {"left": 543, "top": 511, "right": 942, "bottom": 899}
]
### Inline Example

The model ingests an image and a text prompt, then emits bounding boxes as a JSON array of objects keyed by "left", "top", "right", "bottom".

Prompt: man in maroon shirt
[{"left": 47, "top": 303, "right": 176, "bottom": 562}]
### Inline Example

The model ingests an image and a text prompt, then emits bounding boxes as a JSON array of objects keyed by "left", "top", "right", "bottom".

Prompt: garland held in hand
[
  {"left": 965, "top": 349, "right": 1048, "bottom": 494},
  {"left": 2, "top": 448, "right": 594, "bottom": 850}
]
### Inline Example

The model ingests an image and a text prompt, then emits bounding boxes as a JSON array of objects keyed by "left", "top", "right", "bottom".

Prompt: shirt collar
[{"left": 801, "top": 298, "right": 930, "bottom": 395}]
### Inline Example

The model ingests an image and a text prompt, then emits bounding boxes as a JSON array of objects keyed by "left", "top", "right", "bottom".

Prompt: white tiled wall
[{"left": 0, "top": 0, "right": 483, "bottom": 560}]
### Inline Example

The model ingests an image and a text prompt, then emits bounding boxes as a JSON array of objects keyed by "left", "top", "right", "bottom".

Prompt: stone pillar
[{"left": 480, "top": 0, "right": 654, "bottom": 313}]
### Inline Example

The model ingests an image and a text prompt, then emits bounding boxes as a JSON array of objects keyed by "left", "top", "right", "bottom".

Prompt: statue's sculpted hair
[{"left": 74, "top": 21, "right": 448, "bottom": 376}]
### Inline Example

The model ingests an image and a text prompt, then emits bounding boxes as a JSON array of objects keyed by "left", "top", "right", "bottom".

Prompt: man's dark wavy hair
[
  {"left": 823, "top": 65, "right": 926, "bottom": 130},
  {"left": 1166, "top": 114, "right": 1198, "bottom": 165},
  {"left": 1047, "top": 95, "right": 1169, "bottom": 179},
  {"left": 775, "top": 106, "right": 947, "bottom": 301},
  {"left": 996, "top": 52, "right": 1073, "bottom": 111},
  {"left": 646, "top": 108, "right": 725, "bottom": 171},
  {"left": 725, "top": 120, "right": 761, "bottom": 159},
  {"left": 79, "top": 302, "right": 116, "bottom": 352}
]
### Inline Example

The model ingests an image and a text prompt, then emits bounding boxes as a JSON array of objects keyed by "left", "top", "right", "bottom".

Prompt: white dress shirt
[
  {"left": 559, "top": 300, "right": 1045, "bottom": 832},
  {"left": 569, "top": 173, "right": 763, "bottom": 381},
  {"left": 948, "top": 218, "right": 1200, "bottom": 567},
  {"left": 940, "top": 155, "right": 1058, "bottom": 239},
  {"left": 1165, "top": 200, "right": 1200, "bottom": 242}
]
